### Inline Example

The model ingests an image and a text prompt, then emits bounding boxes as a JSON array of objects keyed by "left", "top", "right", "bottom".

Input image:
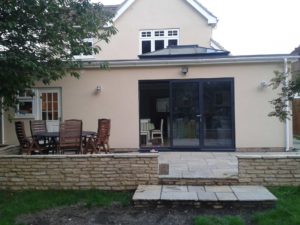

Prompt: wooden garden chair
[
  {"left": 15, "top": 121, "right": 47, "bottom": 155},
  {"left": 84, "top": 119, "right": 110, "bottom": 154},
  {"left": 58, "top": 119, "right": 82, "bottom": 154}
]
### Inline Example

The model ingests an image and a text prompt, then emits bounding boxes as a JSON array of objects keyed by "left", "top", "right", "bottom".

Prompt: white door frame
[{"left": 36, "top": 88, "right": 62, "bottom": 132}]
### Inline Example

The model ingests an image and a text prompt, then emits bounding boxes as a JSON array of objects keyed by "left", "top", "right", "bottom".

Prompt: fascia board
[
  {"left": 185, "top": 0, "right": 218, "bottom": 25},
  {"left": 112, "top": 0, "right": 135, "bottom": 22},
  {"left": 112, "top": 0, "right": 217, "bottom": 26}
]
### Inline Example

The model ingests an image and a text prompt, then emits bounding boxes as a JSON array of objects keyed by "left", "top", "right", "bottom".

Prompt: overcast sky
[{"left": 98, "top": 0, "right": 300, "bottom": 55}]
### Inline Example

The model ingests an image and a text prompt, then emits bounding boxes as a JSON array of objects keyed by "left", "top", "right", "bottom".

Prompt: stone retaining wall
[
  {"left": 0, "top": 154, "right": 159, "bottom": 190},
  {"left": 238, "top": 155, "right": 300, "bottom": 186}
]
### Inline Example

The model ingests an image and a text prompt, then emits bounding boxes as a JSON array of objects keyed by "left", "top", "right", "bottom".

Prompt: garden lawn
[
  {"left": 0, "top": 190, "right": 132, "bottom": 225},
  {"left": 194, "top": 186, "right": 300, "bottom": 225},
  {"left": 252, "top": 186, "right": 300, "bottom": 225},
  {"left": 194, "top": 215, "right": 244, "bottom": 225}
]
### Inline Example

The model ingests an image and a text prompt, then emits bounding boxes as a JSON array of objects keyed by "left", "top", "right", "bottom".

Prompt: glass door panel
[
  {"left": 203, "top": 80, "right": 234, "bottom": 147},
  {"left": 171, "top": 82, "right": 200, "bottom": 147}
]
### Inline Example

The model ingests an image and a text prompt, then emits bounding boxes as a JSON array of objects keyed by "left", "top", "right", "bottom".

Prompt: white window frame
[
  {"left": 139, "top": 29, "right": 179, "bottom": 54},
  {"left": 73, "top": 38, "right": 95, "bottom": 60},
  {"left": 15, "top": 90, "right": 36, "bottom": 119}
]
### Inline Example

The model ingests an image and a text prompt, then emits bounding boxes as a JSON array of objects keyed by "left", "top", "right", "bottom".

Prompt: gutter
[{"left": 80, "top": 55, "right": 300, "bottom": 69}]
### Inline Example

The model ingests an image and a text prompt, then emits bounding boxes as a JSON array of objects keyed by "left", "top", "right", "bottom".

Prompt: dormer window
[{"left": 140, "top": 29, "right": 179, "bottom": 54}]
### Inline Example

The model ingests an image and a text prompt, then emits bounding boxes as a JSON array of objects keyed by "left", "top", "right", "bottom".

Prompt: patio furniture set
[{"left": 15, "top": 119, "right": 110, "bottom": 155}]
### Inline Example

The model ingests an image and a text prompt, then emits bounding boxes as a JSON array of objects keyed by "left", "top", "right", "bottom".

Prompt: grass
[
  {"left": 252, "top": 186, "right": 300, "bottom": 225},
  {"left": 1, "top": 187, "right": 300, "bottom": 225},
  {"left": 194, "top": 216, "right": 245, "bottom": 225},
  {"left": 0, "top": 190, "right": 132, "bottom": 225},
  {"left": 194, "top": 186, "right": 300, "bottom": 225}
]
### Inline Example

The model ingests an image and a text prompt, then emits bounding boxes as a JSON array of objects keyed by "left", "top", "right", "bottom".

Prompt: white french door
[{"left": 37, "top": 88, "right": 61, "bottom": 132}]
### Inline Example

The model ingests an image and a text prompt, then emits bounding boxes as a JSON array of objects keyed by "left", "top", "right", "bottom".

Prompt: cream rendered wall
[
  {"left": 4, "top": 62, "right": 292, "bottom": 150},
  {"left": 95, "top": 0, "right": 213, "bottom": 60}
]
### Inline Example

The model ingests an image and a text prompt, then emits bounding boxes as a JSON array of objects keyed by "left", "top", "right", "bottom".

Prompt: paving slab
[
  {"left": 205, "top": 186, "right": 232, "bottom": 193},
  {"left": 216, "top": 192, "right": 238, "bottom": 201},
  {"left": 132, "top": 185, "right": 162, "bottom": 200},
  {"left": 187, "top": 186, "right": 205, "bottom": 192},
  {"left": 162, "top": 185, "right": 188, "bottom": 192},
  {"left": 133, "top": 185, "right": 277, "bottom": 206},
  {"left": 235, "top": 191, "right": 277, "bottom": 201},
  {"left": 161, "top": 191, "right": 198, "bottom": 201},
  {"left": 231, "top": 185, "right": 270, "bottom": 193},
  {"left": 197, "top": 192, "right": 218, "bottom": 201}
]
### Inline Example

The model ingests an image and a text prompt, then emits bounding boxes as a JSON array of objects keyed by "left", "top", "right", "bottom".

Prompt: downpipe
[{"left": 284, "top": 58, "right": 290, "bottom": 151}]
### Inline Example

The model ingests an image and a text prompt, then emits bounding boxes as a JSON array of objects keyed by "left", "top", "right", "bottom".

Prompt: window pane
[
  {"left": 142, "top": 40, "right": 151, "bottom": 54},
  {"left": 53, "top": 102, "right": 58, "bottom": 111},
  {"left": 42, "top": 112, "right": 47, "bottom": 120},
  {"left": 168, "top": 39, "right": 178, "bottom": 47},
  {"left": 53, "top": 112, "right": 58, "bottom": 120},
  {"left": 19, "top": 101, "right": 33, "bottom": 114},
  {"left": 48, "top": 112, "right": 53, "bottom": 120},
  {"left": 141, "top": 32, "right": 147, "bottom": 37},
  {"left": 47, "top": 93, "right": 52, "bottom": 102},
  {"left": 48, "top": 102, "right": 52, "bottom": 111},
  {"left": 155, "top": 40, "right": 164, "bottom": 51},
  {"left": 41, "top": 93, "right": 46, "bottom": 101},
  {"left": 83, "top": 41, "right": 93, "bottom": 55},
  {"left": 53, "top": 93, "right": 58, "bottom": 101}
]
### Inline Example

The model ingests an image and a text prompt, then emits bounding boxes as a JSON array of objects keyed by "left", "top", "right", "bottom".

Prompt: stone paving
[
  {"left": 158, "top": 151, "right": 300, "bottom": 179},
  {"left": 133, "top": 184, "right": 277, "bottom": 202}
]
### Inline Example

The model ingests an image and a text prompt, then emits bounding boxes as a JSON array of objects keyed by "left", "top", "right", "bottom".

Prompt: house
[{"left": 1, "top": 0, "right": 298, "bottom": 152}]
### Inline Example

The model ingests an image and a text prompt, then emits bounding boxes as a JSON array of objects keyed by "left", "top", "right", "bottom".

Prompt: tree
[
  {"left": 0, "top": 0, "right": 117, "bottom": 110},
  {"left": 268, "top": 70, "right": 300, "bottom": 122}
]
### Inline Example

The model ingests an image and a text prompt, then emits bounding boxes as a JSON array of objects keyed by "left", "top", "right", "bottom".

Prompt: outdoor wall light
[
  {"left": 96, "top": 85, "right": 102, "bottom": 93},
  {"left": 260, "top": 80, "right": 269, "bottom": 88},
  {"left": 181, "top": 66, "right": 188, "bottom": 76}
]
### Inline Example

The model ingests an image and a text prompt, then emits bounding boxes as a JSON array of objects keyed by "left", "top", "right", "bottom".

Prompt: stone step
[
  {"left": 133, "top": 185, "right": 277, "bottom": 209},
  {"left": 159, "top": 177, "right": 239, "bottom": 186}
]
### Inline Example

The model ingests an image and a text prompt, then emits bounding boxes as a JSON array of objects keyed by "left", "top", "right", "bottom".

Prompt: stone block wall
[
  {"left": 238, "top": 155, "right": 300, "bottom": 186},
  {"left": 0, "top": 154, "right": 159, "bottom": 190}
]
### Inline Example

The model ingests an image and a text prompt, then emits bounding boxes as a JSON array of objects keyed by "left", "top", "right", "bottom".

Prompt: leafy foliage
[
  {"left": 268, "top": 70, "right": 300, "bottom": 122},
  {"left": 0, "top": 0, "right": 117, "bottom": 110}
]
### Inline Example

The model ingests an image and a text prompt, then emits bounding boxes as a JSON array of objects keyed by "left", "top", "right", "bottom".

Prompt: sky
[{"left": 97, "top": 0, "right": 300, "bottom": 55}]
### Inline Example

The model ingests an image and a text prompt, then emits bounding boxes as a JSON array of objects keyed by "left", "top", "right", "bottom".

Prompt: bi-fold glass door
[
  {"left": 170, "top": 79, "right": 235, "bottom": 150},
  {"left": 139, "top": 78, "right": 235, "bottom": 150},
  {"left": 171, "top": 82, "right": 201, "bottom": 147}
]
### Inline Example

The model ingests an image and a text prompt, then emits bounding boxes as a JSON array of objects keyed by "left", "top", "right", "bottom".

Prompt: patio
[{"left": 158, "top": 151, "right": 300, "bottom": 179}]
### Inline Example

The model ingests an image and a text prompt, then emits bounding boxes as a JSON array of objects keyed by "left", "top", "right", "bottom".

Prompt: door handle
[{"left": 196, "top": 114, "right": 202, "bottom": 122}]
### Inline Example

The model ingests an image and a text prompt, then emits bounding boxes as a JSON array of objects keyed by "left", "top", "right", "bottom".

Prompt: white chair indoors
[
  {"left": 140, "top": 119, "right": 151, "bottom": 145},
  {"left": 151, "top": 119, "right": 164, "bottom": 145}
]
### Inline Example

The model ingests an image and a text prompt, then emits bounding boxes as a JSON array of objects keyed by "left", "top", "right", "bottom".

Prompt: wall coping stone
[
  {"left": 0, "top": 153, "right": 159, "bottom": 159},
  {"left": 237, "top": 154, "right": 300, "bottom": 159}
]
